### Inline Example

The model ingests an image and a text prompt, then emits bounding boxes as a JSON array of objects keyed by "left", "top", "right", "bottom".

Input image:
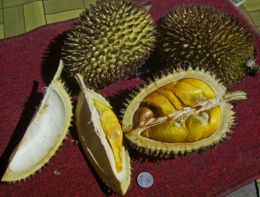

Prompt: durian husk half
[
  {"left": 2, "top": 61, "right": 73, "bottom": 182},
  {"left": 122, "top": 68, "right": 247, "bottom": 157},
  {"left": 75, "top": 74, "right": 131, "bottom": 195}
]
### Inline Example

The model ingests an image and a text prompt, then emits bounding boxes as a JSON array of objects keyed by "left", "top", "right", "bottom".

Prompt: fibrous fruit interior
[
  {"left": 138, "top": 78, "right": 221, "bottom": 143},
  {"left": 2, "top": 61, "right": 72, "bottom": 182}
]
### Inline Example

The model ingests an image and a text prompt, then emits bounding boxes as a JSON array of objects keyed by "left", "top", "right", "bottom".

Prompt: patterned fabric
[
  {"left": 241, "top": 0, "right": 260, "bottom": 31},
  {"left": 0, "top": 0, "right": 259, "bottom": 39},
  {"left": 0, "top": 0, "right": 96, "bottom": 39}
]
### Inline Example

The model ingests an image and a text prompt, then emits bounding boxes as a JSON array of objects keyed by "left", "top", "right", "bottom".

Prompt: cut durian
[
  {"left": 157, "top": 5, "right": 256, "bottom": 84},
  {"left": 62, "top": 0, "right": 156, "bottom": 89},
  {"left": 2, "top": 61, "right": 73, "bottom": 181},
  {"left": 122, "top": 68, "right": 247, "bottom": 157},
  {"left": 75, "top": 74, "right": 131, "bottom": 195}
]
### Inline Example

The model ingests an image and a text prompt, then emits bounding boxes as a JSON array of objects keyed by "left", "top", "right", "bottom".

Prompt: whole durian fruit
[
  {"left": 157, "top": 5, "right": 256, "bottom": 84},
  {"left": 62, "top": 0, "right": 156, "bottom": 88}
]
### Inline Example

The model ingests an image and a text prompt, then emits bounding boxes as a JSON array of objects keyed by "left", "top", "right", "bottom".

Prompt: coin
[{"left": 137, "top": 172, "right": 154, "bottom": 188}]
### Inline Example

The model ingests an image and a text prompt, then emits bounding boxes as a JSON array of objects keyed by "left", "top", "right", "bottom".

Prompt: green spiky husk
[
  {"left": 157, "top": 5, "right": 256, "bottom": 84},
  {"left": 62, "top": 0, "right": 156, "bottom": 89}
]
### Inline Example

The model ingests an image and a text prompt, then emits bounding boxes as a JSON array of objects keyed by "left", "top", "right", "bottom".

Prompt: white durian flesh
[
  {"left": 1, "top": 61, "right": 73, "bottom": 182},
  {"left": 75, "top": 74, "right": 131, "bottom": 196}
]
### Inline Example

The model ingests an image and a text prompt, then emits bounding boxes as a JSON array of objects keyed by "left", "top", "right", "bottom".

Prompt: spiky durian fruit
[
  {"left": 122, "top": 68, "right": 247, "bottom": 157},
  {"left": 2, "top": 61, "right": 73, "bottom": 182},
  {"left": 157, "top": 5, "right": 256, "bottom": 84},
  {"left": 75, "top": 74, "right": 131, "bottom": 195},
  {"left": 62, "top": 0, "right": 156, "bottom": 89}
]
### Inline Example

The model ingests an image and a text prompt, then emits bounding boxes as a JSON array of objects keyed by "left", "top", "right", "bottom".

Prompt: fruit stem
[
  {"left": 53, "top": 60, "right": 64, "bottom": 81},
  {"left": 75, "top": 73, "right": 87, "bottom": 92},
  {"left": 224, "top": 91, "right": 247, "bottom": 102}
]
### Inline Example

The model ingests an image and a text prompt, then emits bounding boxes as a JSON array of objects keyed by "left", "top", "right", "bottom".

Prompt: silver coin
[{"left": 137, "top": 172, "right": 154, "bottom": 188}]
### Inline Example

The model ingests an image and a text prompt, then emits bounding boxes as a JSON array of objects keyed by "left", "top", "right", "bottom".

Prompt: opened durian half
[
  {"left": 75, "top": 74, "right": 131, "bottom": 195},
  {"left": 2, "top": 61, "right": 73, "bottom": 182},
  {"left": 122, "top": 68, "right": 247, "bottom": 157}
]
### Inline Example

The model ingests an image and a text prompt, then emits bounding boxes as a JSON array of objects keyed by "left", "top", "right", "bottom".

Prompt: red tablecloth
[{"left": 0, "top": 0, "right": 260, "bottom": 196}]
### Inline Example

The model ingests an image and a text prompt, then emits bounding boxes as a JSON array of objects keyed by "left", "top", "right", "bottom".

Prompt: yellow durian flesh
[
  {"left": 2, "top": 61, "right": 73, "bottom": 182},
  {"left": 186, "top": 107, "right": 222, "bottom": 142},
  {"left": 142, "top": 120, "right": 189, "bottom": 143},
  {"left": 123, "top": 69, "right": 246, "bottom": 157},
  {"left": 75, "top": 74, "right": 130, "bottom": 195},
  {"left": 140, "top": 77, "right": 220, "bottom": 143},
  {"left": 93, "top": 100, "right": 123, "bottom": 173}
]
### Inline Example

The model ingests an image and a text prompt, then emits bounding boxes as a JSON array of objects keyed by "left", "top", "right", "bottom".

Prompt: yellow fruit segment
[
  {"left": 185, "top": 113, "right": 209, "bottom": 142},
  {"left": 202, "top": 106, "right": 222, "bottom": 138},
  {"left": 137, "top": 78, "right": 222, "bottom": 144},
  {"left": 142, "top": 120, "right": 189, "bottom": 143},
  {"left": 166, "top": 81, "right": 204, "bottom": 107},
  {"left": 93, "top": 100, "right": 123, "bottom": 172},
  {"left": 180, "top": 78, "right": 216, "bottom": 99},
  {"left": 157, "top": 89, "right": 183, "bottom": 110},
  {"left": 141, "top": 106, "right": 222, "bottom": 143},
  {"left": 185, "top": 106, "right": 222, "bottom": 142},
  {"left": 143, "top": 92, "right": 175, "bottom": 115}
]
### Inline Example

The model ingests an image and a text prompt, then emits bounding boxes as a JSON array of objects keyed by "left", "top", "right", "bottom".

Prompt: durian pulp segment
[
  {"left": 2, "top": 61, "right": 72, "bottom": 181},
  {"left": 75, "top": 74, "right": 130, "bottom": 195},
  {"left": 93, "top": 99, "right": 123, "bottom": 173},
  {"left": 122, "top": 69, "right": 246, "bottom": 157},
  {"left": 140, "top": 78, "right": 222, "bottom": 142}
]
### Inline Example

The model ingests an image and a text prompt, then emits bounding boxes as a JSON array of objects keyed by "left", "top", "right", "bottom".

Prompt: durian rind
[
  {"left": 122, "top": 68, "right": 237, "bottom": 157},
  {"left": 2, "top": 61, "right": 73, "bottom": 182},
  {"left": 62, "top": 0, "right": 156, "bottom": 88},
  {"left": 75, "top": 76, "right": 131, "bottom": 195},
  {"left": 157, "top": 5, "right": 256, "bottom": 84}
]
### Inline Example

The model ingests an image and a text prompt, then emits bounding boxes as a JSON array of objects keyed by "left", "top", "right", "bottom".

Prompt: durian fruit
[
  {"left": 122, "top": 68, "right": 247, "bottom": 157},
  {"left": 62, "top": 0, "right": 156, "bottom": 89},
  {"left": 75, "top": 74, "right": 131, "bottom": 195},
  {"left": 157, "top": 5, "right": 256, "bottom": 84},
  {"left": 2, "top": 61, "right": 73, "bottom": 182}
]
